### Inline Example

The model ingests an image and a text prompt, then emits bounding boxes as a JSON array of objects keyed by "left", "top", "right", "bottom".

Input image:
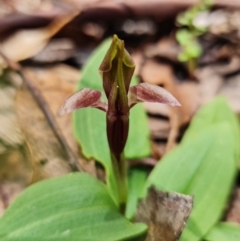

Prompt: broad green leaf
[
  {"left": 182, "top": 96, "right": 240, "bottom": 163},
  {"left": 0, "top": 173, "right": 147, "bottom": 241},
  {"left": 205, "top": 222, "right": 240, "bottom": 241},
  {"left": 74, "top": 38, "right": 151, "bottom": 203},
  {"left": 125, "top": 167, "right": 148, "bottom": 219},
  {"left": 144, "top": 123, "right": 236, "bottom": 241}
]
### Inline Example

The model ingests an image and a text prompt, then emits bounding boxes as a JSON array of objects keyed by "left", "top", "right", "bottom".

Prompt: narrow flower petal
[
  {"left": 59, "top": 88, "right": 107, "bottom": 115},
  {"left": 128, "top": 83, "right": 181, "bottom": 108}
]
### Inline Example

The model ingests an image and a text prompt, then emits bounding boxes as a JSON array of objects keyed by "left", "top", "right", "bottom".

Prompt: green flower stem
[{"left": 111, "top": 152, "right": 128, "bottom": 213}]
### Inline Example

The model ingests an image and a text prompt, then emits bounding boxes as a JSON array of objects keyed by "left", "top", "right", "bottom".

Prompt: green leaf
[
  {"left": 176, "top": 29, "right": 193, "bottom": 45},
  {"left": 0, "top": 173, "right": 147, "bottom": 241},
  {"left": 74, "top": 38, "right": 151, "bottom": 203},
  {"left": 178, "top": 51, "right": 189, "bottom": 62},
  {"left": 185, "top": 41, "right": 202, "bottom": 58},
  {"left": 182, "top": 96, "right": 240, "bottom": 163},
  {"left": 125, "top": 167, "right": 148, "bottom": 219},
  {"left": 144, "top": 123, "right": 236, "bottom": 241},
  {"left": 205, "top": 222, "right": 240, "bottom": 241},
  {"left": 177, "top": 13, "right": 190, "bottom": 26}
]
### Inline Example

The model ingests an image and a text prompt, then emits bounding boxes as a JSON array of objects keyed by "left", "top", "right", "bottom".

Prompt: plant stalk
[{"left": 111, "top": 152, "right": 128, "bottom": 214}]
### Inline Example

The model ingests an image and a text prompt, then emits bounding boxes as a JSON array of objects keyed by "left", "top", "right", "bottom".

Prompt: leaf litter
[{"left": 1, "top": 0, "right": 240, "bottom": 240}]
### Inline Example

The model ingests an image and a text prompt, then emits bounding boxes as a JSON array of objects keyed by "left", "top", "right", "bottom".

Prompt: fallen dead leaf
[
  {"left": 0, "top": 148, "right": 32, "bottom": 216},
  {"left": 148, "top": 117, "right": 170, "bottom": 140},
  {"left": 15, "top": 83, "right": 72, "bottom": 182},
  {"left": 0, "top": 10, "right": 79, "bottom": 65},
  {"left": 0, "top": 71, "right": 24, "bottom": 154},
  {"left": 32, "top": 38, "right": 76, "bottom": 64},
  {"left": 135, "top": 186, "right": 193, "bottom": 241},
  {"left": 212, "top": 56, "right": 240, "bottom": 76},
  {"left": 196, "top": 67, "right": 224, "bottom": 105},
  {"left": 14, "top": 64, "right": 96, "bottom": 180},
  {"left": 167, "top": 82, "right": 200, "bottom": 151},
  {"left": 0, "top": 71, "right": 32, "bottom": 216},
  {"left": 151, "top": 141, "right": 167, "bottom": 160},
  {"left": 220, "top": 71, "right": 240, "bottom": 113},
  {"left": 23, "top": 65, "right": 80, "bottom": 155},
  {"left": 143, "top": 102, "right": 170, "bottom": 118},
  {"left": 141, "top": 59, "right": 174, "bottom": 86},
  {"left": 145, "top": 38, "right": 180, "bottom": 62},
  {"left": 226, "top": 188, "right": 240, "bottom": 224},
  {"left": 140, "top": 58, "right": 200, "bottom": 152}
]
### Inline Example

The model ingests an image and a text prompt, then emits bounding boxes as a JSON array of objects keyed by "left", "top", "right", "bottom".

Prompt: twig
[{"left": 0, "top": 50, "right": 83, "bottom": 172}]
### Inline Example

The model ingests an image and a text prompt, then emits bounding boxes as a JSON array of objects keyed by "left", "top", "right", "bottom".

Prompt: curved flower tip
[
  {"left": 59, "top": 88, "right": 107, "bottom": 116},
  {"left": 98, "top": 34, "right": 135, "bottom": 98},
  {"left": 128, "top": 83, "right": 181, "bottom": 108}
]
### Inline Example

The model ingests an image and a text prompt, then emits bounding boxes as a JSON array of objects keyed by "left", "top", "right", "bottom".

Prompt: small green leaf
[
  {"left": 185, "top": 41, "right": 202, "bottom": 58},
  {"left": 178, "top": 51, "right": 189, "bottom": 62},
  {"left": 205, "top": 222, "right": 240, "bottom": 241},
  {"left": 176, "top": 29, "right": 193, "bottom": 45},
  {"left": 182, "top": 96, "right": 240, "bottom": 163},
  {"left": 125, "top": 167, "right": 148, "bottom": 219},
  {"left": 74, "top": 38, "right": 151, "bottom": 203},
  {"left": 177, "top": 13, "right": 190, "bottom": 26},
  {"left": 144, "top": 123, "right": 236, "bottom": 241},
  {"left": 0, "top": 173, "right": 147, "bottom": 241}
]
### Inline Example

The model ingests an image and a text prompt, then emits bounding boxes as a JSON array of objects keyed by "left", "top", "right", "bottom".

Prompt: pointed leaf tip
[
  {"left": 59, "top": 88, "right": 107, "bottom": 115},
  {"left": 129, "top": 83, "right": 181, "bottom": 108}
]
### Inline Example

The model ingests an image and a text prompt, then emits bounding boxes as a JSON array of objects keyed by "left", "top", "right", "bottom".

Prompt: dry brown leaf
[
  {"left": 132, "top": 51, "right": 144, "bottom": 76},
  {"left": 0, "top": 198, "right": 4, "bottom": 217},
  {"left": 0, "top": 72, "right": 24, "bottom": 154},
  {"left": 173, "top": 82, "right": 200, "bottom": 125},
  {"left": 148, "top": 117, "right": 170, "bottom": 140},
  {"left": 196, "top": 67, "right": 224, "bottom": 105},
  {"left": 212, "top": 56, "right": 240, "bottom": 76},
  {"left": 0, "top": 148, "right": 32, "bottom": 217},
  {"left": 22, "top": 65, "right": 81, "bottom": 157},
  {"left": 32, "top": 38, "right": 76, "bottom": 63},
  {"left": 151, "top": 141, "right": 167, "bottom": 160},
  {"left": 145, "top": 38, "right": 180, "bottom": 62},
  {"left": 140, "top": 58, "right": 200, "bottom": 152},
  {"left": 226, "top": 188, "right": 240, "bottom": 224},
  {"left": 141, "top": 59, "right": 173, "bottom": 86},
  {"left": 141, "top": 59, "right": 173, "bottom": 153},
  {"left": 143, "top": 102, "right": 170, "bottom": 117},
  {"left": 220, "top": 73, "right": 240, "bottom": 113},
  {"left": 0, "top": 71, "right": 32, "bottom": 216},
  {"left": 167, "top": 82, "right": 200, "bottom": 151},
  {"left": 14, "top": 64, "right": 96, "bottom": 179},
  {"left": 15, "top": 83, "right": 72, "bottom": 182},
  {"left": 0, "top": 10, "right": 78, "bottom": 63},
  {"left": 135, "top": 186, "right": 193, "bottom": 241}
]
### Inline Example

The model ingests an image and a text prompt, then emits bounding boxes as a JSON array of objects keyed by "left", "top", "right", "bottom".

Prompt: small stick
[{"left": 0, "top": 50, "right": 83, "bottom": 172}]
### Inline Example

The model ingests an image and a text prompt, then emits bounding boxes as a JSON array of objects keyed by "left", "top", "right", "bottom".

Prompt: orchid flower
[{"left": 59, "top": 35, "right": 180, "bottom": 211}]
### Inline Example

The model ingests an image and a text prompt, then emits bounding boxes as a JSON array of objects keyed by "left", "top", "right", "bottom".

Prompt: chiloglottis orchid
[
  {"left": 59, "top": 35, "right": 180, "bottom": 209},
  {"left": 59, "top": 35, "right": 180, "bottom": 160}
]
